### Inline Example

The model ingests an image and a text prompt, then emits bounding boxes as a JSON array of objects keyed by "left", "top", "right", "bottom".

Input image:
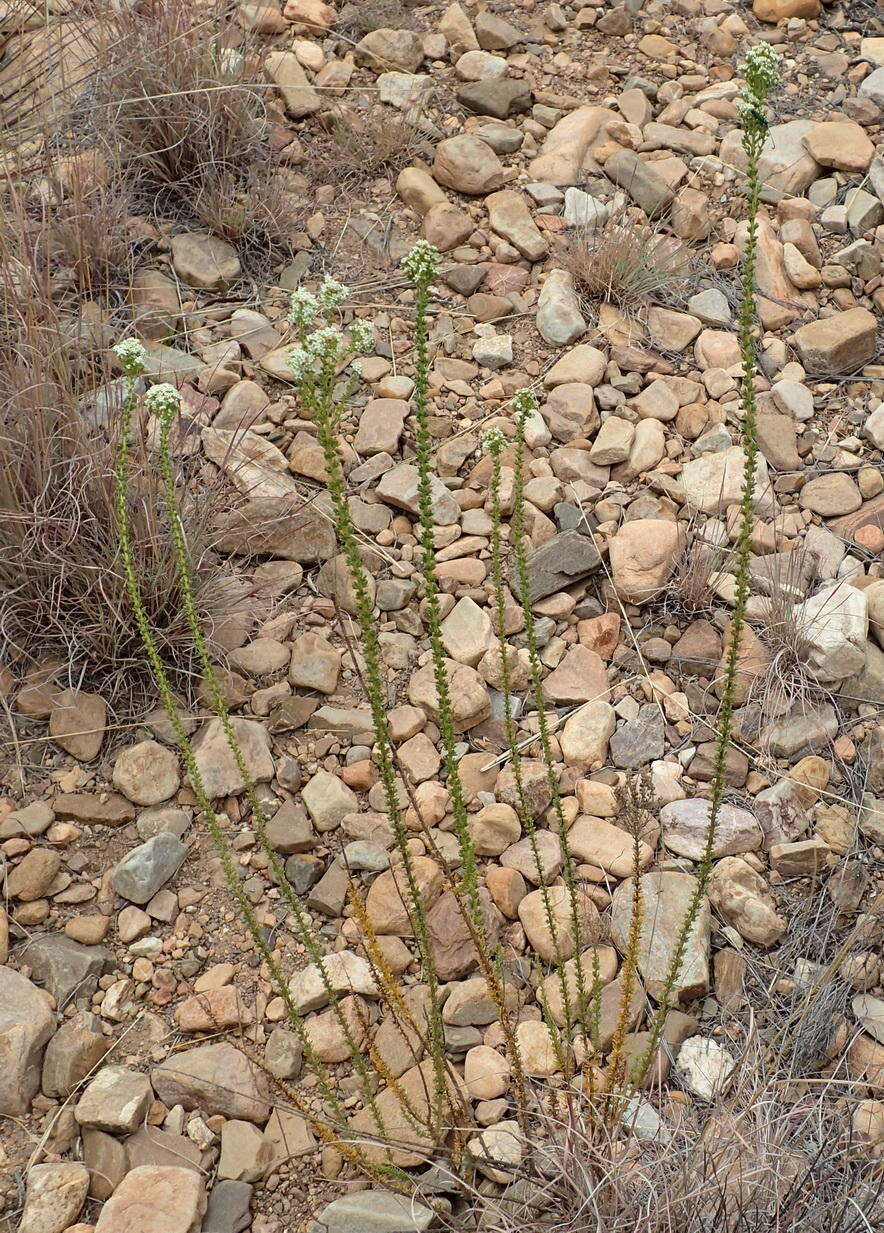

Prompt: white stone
[
  {"left": 563, "top": 187, "right": 609, "bottom": 228},
  {"left": 676, "top": 1035, "right": 736, "bottom": 1100},
  {"left": 467, "top": 1119, "right": 522, "bottom": 1183},
  {"left": 794, "top": 582, "right": 869, "bottom": 683},
  {"left": 536, "top": 268, "right": 586, "bottom": 346},
  {"left": 289, "top": 951, "right": 378, "bottom": 1013},
  {"left": 865, "top": 403, "right": 884, "bottom": 451},
  {"left": 680, "top": 446, "right": 772, "bottom": 515}
]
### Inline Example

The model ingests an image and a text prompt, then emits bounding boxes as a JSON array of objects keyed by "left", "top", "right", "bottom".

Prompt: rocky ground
[{"left": 1, "top": 0, "right": 884, "bottom": 1231}]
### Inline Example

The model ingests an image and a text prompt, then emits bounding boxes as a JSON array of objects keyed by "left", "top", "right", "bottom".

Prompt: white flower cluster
[
  {"left": 736, "top": 98, "right": 763, "bottom": 128},
  {"left": 349, "top": 319, "right": 375, "bottom": 352},
  {"left": 741, "top": 41, "right": 780, "bottom": 99},
  {"left": 144, "top": 383, "right": 181, "bottom": 418},
  {"left": 286, "top": 285, "right": 375, "bottom": 385},
  {"left": 511, "top": 387, "right": 537, "bottom": 420},
  {"left": 287, "top": 347, "right": 314, "bottom": 382},
  {"left": 114, "top": 337, "right": 147, "bottom": 374},
  {"left": 482, "top": 426, "right": 506, "bottom": 455},
  {"left": 401, "top": 240, "right": 439, "bottom": 285},
  {"left": 317, "top": 276, "right": 348, "bottom": 311},
  {"left": 288, "top": 288, "right": 318, "bottom": 331},
  {"left": 288, "top": 276, "right": 352, "bottom": 333},
  {"left": 311, "top": 324, "right": 347, "bottom": 358}
]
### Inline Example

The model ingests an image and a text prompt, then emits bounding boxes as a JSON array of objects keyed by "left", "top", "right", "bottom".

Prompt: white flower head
[
  {"left": 736, "top": 97, "right": 765, "bottom": 129},
  {"left": 114, "top": 337, "right": 147, "bottom": 375},
  {"left": 287, "top": 347, "right": 313, "bottom": 383},
  {"left": 482, "top": 426, "right": 506, "bottom": 456},
  {"left": 144, "top": 383, "right": 181, "bottom": 419},
  {"left": 349, "top": 318, "right": 375, "bottom": 353},
  {"left": 511, "top": 387, "right": 537, "bottom": 422},
  {"left": 740, "top": 41, "right": 780, "bottom": 99},
  {"left": 308, "top": 324, "right": 346, "bottom": 363},
  {"left": 317, "top": 276, "right": 349, "bottom": 311},
  {"left": 289, "top": 288, "right": 318, "bottom": 331},
  {"left": 402, "top": 240, "right": 439, "bottom": 285},
  {"left": 350, "top": 358, "right": 364, "bottom": 378}
]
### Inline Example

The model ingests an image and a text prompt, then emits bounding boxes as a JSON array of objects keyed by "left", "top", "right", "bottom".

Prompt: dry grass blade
[
  {"left": 663, "top": 514, "right": 730, "bottom": 621},
  {"left": 740, "top": 549, "right": 837, "bottom": 738},
  {"left": 2, "top": 165, "right": 134, "bottom": 303},
  {"left": 564, "top": 210, "right": 693, "bottom": 314},
  {"left": 435, "top": 1072, "right": 884, "bottom": 1233}
]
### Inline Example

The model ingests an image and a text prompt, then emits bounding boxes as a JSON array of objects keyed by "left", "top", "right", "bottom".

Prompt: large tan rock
[
  {"left": 439, "top": 2, "right": 479, "bottom": 57},
  {"left": 518, "top": 885, "right": 600, "bottom": 962},
  {"left": 735, "top": 216, "right": 812, "bottom": 330},
  {"left": 485, "top": 190, "right": 547, "bottom": 261},
  {"left": 611, "top": 871, "right": 710, "bottom": 1002},
  {"left": 264, "top": 50, "right": 322, "bottom": 118},
  {"left": 355, "top": 28, "right": 424, "bottom": 73},
  {"left": 719, "top": 120, "right": 820, "bottom": 203},
  {"left": 20, "top": 1163, "right": 89, "bottom": 1233},
  {"left": 365, "top": 857, "right": 445, "bottom": 935},
  {"left": 802, "top": 120, "right": 875, "bottom": 173},
  {"left": 568, "top": 815, "right": 654, "bottom": 877},
  {"left": 396, "top": 166, "right": 447, "bottom": 215},
  {"left": 191, "top": 718, "right": 273, "bottom": 798},
  {"left": 112, "top": 740, "right": 179, "bottom": 806},
  {"left": 753, "top": 0, "right": 819, "bottom": 20},
  {"left": 408, "top": 658, "right": 490, "bottom": 731},
  {"left": 680, "top": 446, "right": 771, "bottom": 515},
  {"left": 560, "top": 700, "right": 616, "bottom": 768},
  {"left": 349, "top": 1058, "right": 467, "bottom": 1165},
  {"left": 0, "top": 966, "right": 54, "bottom": 1116},
  {"left": 283, "top": 0, "right": 335, "bottom": 32},
  {"left": 541, "top": 946, "right": 619, "bottom": 1028},
  {"left": 609, "top": 518, "right": 682, "bottom": 603},
  {"left": 151, "top": 1043, "right": 270, "bottom": 1123},
  {"left": 433, "top": 135, "right": 504, "bottom": 195},
  {"left": 528, "top": 105, "right": 619, "bottom": 184},
  {"left": 170, "top": 233, "right": 240, "bottom": 291},
  {"left": 94, "top": 1166, "right": 206, "bottom": 1233},
  {"left": 709, "top": 858, "right": 786, "bottom": 947},
  {"left": 49, "top": 689, "right": 106, "bottom": 760},
  {"left": 792, "top": 308, "right": 878, "bottom": 376}
]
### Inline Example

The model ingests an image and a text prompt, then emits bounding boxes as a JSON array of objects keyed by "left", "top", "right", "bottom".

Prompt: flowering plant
[{"left": 286, "top": 275, "right": 374, "bottom": 421}]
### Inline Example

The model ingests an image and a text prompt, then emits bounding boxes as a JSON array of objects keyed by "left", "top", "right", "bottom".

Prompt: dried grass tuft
[
  {"left": 436, "top": 1068, "right": 883, "bottom": 1233},
  {"left": 564, "top": 211, "right": 693, "bottom": 313},
  {"left": 84, "top": 0, "right": 297, "bottom": 255},
  {"left": 744, "top": 551, "right": 836, "bottom": 736},
  {"left": 664, "top": 516, "right": 730, "bottom": 621},
  {"left": 0, "top": 213, "right": 233, "bottom": 710},
  {"left": 5, "top": 170, "right": 134, "bottom": 303},
  {"left": 315, "top": 104, "right": 428, "bottom": 186},
  {"left": 337, "top": 0, "right": 420, "bottom": 37}
]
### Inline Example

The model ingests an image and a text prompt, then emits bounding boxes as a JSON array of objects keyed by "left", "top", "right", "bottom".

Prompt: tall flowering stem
[
  {"left": 401, "top": 242, "right": 484, "bottom": 927},
  {"left": 398, "top": 244, "right": 531, "bottom": 1130},
  {"left": 484, "top": 425, "right": 569, "bottom": 1076},
  {"left": 632, "top": 43, "right": 780, "bottom": 1086},
  {"left": 110, "top": 343, "right": 396, "bottom": 1168},
  {"left": 288, "top": 276, "right": 453, "bottom": 1143},
  {"left": 510, "top": 392, "right": 597, "bottom": 1056}
]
